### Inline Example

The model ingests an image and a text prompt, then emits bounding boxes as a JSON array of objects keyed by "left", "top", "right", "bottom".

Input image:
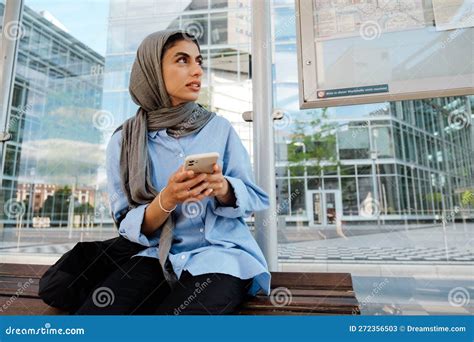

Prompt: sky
[{"left": 26, "top": 0, "right": 109, "bottom": 56}]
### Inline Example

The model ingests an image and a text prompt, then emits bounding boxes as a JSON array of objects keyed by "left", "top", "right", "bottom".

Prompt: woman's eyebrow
[{"left": 174, "top": 52, "right": 203, "bottom": 60}]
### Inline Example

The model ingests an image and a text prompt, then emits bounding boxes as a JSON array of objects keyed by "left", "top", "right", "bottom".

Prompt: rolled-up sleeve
[
  {"left": 105, "top": 132, "right": 159, "bottom": 247},
  {"left": 211, "top": 124, "right": 269, "bottom": 218}
]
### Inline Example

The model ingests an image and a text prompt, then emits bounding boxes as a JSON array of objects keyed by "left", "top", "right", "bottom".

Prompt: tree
[
  {"left": 39, "top": 186, "right": 72, "bottom": 226},
  {"left": 286, "top": 107, "right": 340, "bottom": 175}
]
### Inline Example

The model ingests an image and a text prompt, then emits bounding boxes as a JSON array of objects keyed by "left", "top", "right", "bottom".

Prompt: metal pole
[
  {"left": 0, "top": 0, "right": 24, "bottom": 233},
  {"left": 251, "top": 0, "right": 278, "bottom": 271},
  {"left": 371, "top": 129, "right": 381, "bottom": 226},
  {"left": 0, "top": 0, "right": 24, "bottom": 156}
]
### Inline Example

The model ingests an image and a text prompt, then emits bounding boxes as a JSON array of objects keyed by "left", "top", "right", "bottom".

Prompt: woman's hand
[
  {"left": 160, "top": 166, "right": 213, "bottom": 210},
  {"left": 204, "top": 164, "right": 236, "bottom": 206}
]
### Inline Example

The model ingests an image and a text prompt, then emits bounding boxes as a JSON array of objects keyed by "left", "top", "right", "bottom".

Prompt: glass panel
[
  {"left": 307, "top": 177, "right": 321, "bottom": 190},
  {"left": 338, "top": 123, "right": 370, "bottom": 159},
  {"left": 341, "top": 177, "right": 358, "bottom": 216},
  {"left": 323, "top": 178, "right": 338, "bottom": 190},
  {"left": 357, "top": 164, "right": 371, "bottom": 175},
  {"left": 325, "top": 192, "right": 336, "bottom": 225},
  {"left": 1, "top": 0, "right": 110, "bottom": 245},
  {"left": 274, "top": 6, "right": 296, "bottom": 42},
  {"left": 312, "top": 193, "right": 322, "bottom": 225},
  {"left": 290, "top": 179, "right": 306, "bottom": 215},
  {"left": 340, "top": 165, "right": 355, "bottom": 176},
  {"left": 275, "top": 178, "right": 289, "bottom": 215},
  {"left": 372, "top": 126, "right": 394, "bottom": 158}
]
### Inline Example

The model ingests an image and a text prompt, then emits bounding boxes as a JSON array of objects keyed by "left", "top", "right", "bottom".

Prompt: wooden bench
[{"left": 0, "top": 263, "right": 360, "bottom": 315}]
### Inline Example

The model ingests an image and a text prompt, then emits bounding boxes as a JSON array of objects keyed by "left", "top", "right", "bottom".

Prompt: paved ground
[
  {"left": 1, "top": 223, "right": 472, "bottom": 263},
  {"left": 351, "top": 276, "right": 474, "bottom": 315}
]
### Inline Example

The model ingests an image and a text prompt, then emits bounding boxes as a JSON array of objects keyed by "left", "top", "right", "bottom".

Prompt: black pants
[{"left": 73, "top": 256, "right": 253, "bottom": 315}]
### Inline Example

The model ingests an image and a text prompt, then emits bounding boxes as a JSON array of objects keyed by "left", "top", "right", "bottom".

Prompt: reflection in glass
[{"left": 1, "top": 3, "right": 107, "bottom": 236}]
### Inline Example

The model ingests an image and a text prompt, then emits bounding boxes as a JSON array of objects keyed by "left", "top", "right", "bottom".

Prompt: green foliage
[
  {"left": 461, "top": 190, "right": 474, "bottom": 206},
  {"left": 286, "top": 108, "right": 339, "bottom": 174},
  {"left": 39, "top": 185, "right": 95, "bottom": 225}
]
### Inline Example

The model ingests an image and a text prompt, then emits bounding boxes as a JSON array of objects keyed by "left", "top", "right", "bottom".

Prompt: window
[{"left": 338, "top": 124, "right": 370, "bottom": 159}]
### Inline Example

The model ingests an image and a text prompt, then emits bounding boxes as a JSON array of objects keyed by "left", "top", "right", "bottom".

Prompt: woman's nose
[{"left": 191, "top": 63, "right": 203, "bottom": 76}]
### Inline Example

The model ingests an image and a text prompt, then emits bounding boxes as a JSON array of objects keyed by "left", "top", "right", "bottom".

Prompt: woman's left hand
[{"left": 204, "top": 164, "right": 236, "bottom": 206}]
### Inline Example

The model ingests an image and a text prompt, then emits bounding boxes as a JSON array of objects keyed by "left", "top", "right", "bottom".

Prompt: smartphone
[{"left": 184, "top": 152, "right": 220, "bottom": 174}]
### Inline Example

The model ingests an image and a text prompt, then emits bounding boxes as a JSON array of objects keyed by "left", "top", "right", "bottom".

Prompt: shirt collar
[{"left": 148, "top": 129, "right": 167, "bottom": 139}]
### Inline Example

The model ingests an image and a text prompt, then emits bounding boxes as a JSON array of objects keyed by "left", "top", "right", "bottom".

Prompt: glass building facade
[
  {"left": 0, "top": 3, "right": 105, "bottom": 228},
  {"left": 274, "top": 97, "right": 473, "bottom": 226}
]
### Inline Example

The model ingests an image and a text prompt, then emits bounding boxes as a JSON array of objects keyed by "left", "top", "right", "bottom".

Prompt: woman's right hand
[{"left": 160, "top": 165, "right": 213, "bottom": 210}]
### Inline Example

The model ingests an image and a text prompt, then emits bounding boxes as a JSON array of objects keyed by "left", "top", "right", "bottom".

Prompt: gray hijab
[{"left": 118, "top": 29, "right": 215, "bottom": 287}]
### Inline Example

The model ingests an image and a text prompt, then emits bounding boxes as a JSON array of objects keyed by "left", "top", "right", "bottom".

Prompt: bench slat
[
  {"left": 0, "top": 296, "right": 66, "bottom": 315},
  {"left": 257, "top": 289, "right": 356, "bottom": 297},
  {"left": 0, "top": 265, "right": 355, "bottom": 291},
  {"left": 270, "top": 272, "right": 353, "bottom": 290},
  {"left": 0, "top": 264, "right": 50, "bottom": 278},
  {"left": 244, "top": 296, "right": 359, "bottom": 309}
]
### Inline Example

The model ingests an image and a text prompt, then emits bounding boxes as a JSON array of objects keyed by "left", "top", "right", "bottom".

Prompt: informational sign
[{"left": 296, "top": 0, "right": 474, "bottom": 109}]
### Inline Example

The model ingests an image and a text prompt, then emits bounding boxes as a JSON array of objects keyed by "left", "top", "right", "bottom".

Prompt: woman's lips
[{"left": 186, "top": 83, "right": 200, "bottom": 92}]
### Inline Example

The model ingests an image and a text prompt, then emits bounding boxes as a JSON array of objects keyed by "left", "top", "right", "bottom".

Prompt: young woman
[{"left": 74, "top": 29, "right": 271, "bottom": 315}]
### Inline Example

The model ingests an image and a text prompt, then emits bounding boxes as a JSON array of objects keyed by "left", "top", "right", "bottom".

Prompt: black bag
[{"left": 38, "top": 235, "right": 147, "bottom": 312}]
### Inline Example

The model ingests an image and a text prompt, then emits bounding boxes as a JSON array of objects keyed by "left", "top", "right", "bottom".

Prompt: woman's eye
[{"left": 177, "top": 57, "right": 187, "bottom": 63}]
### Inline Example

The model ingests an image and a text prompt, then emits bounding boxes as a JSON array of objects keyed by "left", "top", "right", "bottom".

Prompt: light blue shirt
[{"left": 106, "top": 115, "right": 271, "bottom": 296}]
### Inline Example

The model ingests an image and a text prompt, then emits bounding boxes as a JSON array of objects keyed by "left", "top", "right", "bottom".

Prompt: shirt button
[
  {"left": 178, "top": 153, "right": 184, "bottom": 158},
  {"left": 180, "top": 255, "right": 186, "bottom": 260},
  {"left": 199, "top": 228, "right": 204, "bottom": 233}
]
